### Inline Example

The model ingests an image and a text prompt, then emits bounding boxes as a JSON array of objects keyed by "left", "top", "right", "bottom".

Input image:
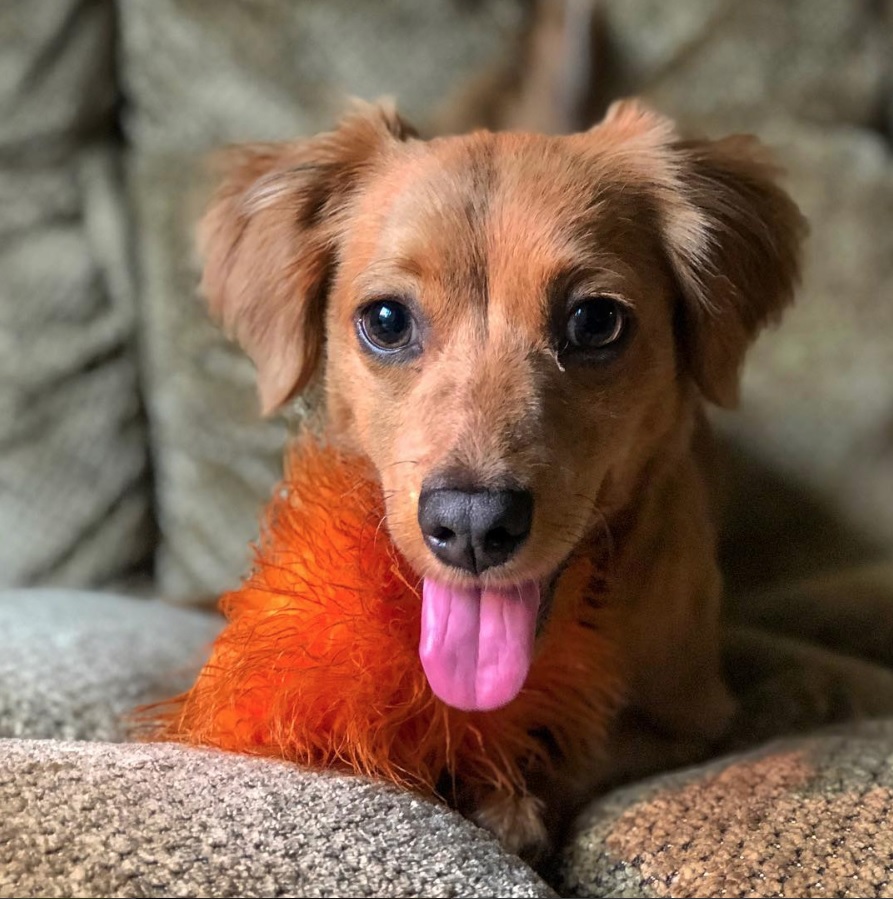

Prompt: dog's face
[
  {"left": 324, "top": 130, "right": 682, "bottom": 590},
  {"left": 200, "top": 100, "right": 803, "bottom": 711}
]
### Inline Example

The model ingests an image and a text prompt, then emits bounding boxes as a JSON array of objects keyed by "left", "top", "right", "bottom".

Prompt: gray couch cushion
[
  {"left": 0, "top": 739, "right": 556, "bottom": 899},
  {"left": 605, "top": 0, "right": 889, "bottom": 133},
  {"left": 0, "top": 589, "right": 219, "bottom": 741},
  {"left": 0, "top": 0, "right": 153, "bottom": 589}
]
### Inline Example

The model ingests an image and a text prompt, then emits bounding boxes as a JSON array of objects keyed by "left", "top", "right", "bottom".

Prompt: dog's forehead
[
  {"left": 373, "top": 135, "right": 615, "bottom": 247},
  {"left": 351, "top": 133, "right": 652, "bottom": 286}
]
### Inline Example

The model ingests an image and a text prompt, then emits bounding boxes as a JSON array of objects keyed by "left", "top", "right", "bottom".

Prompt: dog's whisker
[
  {"left": 381, "top": 459, "right": 421, "bottom": 471},
  {"left": 373, "top": 511, "right": 392, "bottom": 542}
]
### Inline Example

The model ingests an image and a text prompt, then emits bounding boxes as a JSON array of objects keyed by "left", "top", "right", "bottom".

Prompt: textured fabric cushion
[
  {"left": 118, "top": 0, "right": 533, "bottom": 601},
  {"left": 0, "top": 588, "right": 554, "bottom": 898},
  {"left": 720, "top": 622, "right": 893, "bottom": 754},
  {"left": 0, "top": 740, "right": 556, "bottom": 899},
  {"left": 0, "top": 0, "right": 153, "bottom": 589},
  {"left": 3, "top": 574, "right": 893, "bottom": 897},
  {"left": 605, "top": 0, "right": 890, "bottom": 132},
  {"left": 0, "top": 589, "right": 219, "bottom": 741},
  {"left": 0, "top": 588, "right": 555, "bottom": 896},
  {"left": 559, "top": 720, "right": 893, "bottom": 898}
]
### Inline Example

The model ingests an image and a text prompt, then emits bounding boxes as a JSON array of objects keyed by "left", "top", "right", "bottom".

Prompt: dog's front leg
[{"left": 470, "top": 789, "right": 551, "bottom": 862}]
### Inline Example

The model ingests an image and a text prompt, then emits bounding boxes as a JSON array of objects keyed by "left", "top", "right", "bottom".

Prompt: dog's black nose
[{"left": 417, "top": 487, "right": 533, "bottom": 574}]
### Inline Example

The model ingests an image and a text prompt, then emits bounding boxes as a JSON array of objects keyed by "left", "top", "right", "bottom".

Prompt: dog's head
[{"left": 199, "top": 100, "right": 804, "bottom": 711}]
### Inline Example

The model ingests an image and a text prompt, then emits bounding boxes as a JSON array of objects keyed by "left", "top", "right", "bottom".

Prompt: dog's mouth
[
  {"left": 407, "top": 482, "right": 580, "bottom": 711},
  {"left": 418, "top": 577, "right": 544, "bottom": 712}
]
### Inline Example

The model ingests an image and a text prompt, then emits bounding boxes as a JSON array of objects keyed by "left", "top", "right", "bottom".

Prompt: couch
[{"left": 2, "top": 2, "right": 892, "bottom": 896}]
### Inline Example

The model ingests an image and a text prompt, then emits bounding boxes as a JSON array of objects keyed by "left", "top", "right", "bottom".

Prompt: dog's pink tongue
[{"left": 419, "top": 579, "right": 540, "bottom": 711}]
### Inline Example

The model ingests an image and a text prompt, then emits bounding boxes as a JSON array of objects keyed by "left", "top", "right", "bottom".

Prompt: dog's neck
[{"left": 594, "top": 398, "right": 735, "bottom": 743}]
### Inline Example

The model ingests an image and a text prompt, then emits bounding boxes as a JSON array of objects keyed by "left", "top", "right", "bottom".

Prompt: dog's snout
[{"left": 417, "top": 487, "right": 533, "bottom": 575}]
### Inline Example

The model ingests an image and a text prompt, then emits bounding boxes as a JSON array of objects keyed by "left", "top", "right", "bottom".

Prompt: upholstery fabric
[{"left": 0, "top": 0, "right": 153, "bottom": 588}]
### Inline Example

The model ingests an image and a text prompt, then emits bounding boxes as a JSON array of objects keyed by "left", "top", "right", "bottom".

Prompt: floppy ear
[
  {"left": 198, "top": 104, "right": 415, "bottom": 415},
  {"left": 597, "top": 100, "right": 807, "bottom": 407},
  {"left": 665, "top": 132, "right": 807, "bottom": 406}
]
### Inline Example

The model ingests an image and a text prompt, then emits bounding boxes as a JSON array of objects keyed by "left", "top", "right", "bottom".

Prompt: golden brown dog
[{"left": 197, "top": 99, "right": 805, "bottom": 858}]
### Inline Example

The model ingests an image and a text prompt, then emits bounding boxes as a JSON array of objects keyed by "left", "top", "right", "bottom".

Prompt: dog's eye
[
  {"left": 358, "top": 300, "right": 417, "bottom": 353},
  {"left": 564, "top": 297, "right": 627, "bottom": 350}
]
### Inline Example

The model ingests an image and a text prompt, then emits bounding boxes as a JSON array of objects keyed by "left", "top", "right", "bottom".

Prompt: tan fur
[{"left": 197, "top": 100, "right": 806, "bottom": 859}]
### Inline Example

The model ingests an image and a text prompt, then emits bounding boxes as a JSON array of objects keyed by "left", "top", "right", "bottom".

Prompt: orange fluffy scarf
[{"left": 149, "top": 437, "right": 623, "bottom": 800}]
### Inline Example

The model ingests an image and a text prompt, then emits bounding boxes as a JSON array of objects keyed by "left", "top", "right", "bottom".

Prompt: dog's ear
[
  {"left": 596, "top": 100, "right": 807, "bottom": 407},
  {"left": 198, "top": 103, "right": 415, "bottom": 415},
  {"left": 664, "top": 132, "right": 807, "bottom": 406}
]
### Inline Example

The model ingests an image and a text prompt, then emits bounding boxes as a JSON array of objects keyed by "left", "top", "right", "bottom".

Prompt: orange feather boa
[{"left": 150, "top": 438, "right": 623, "bottom": 799}]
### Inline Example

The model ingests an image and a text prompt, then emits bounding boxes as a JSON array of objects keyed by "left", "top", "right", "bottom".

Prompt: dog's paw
[{"left": 472, "top": 792, "right": 550, "bottom": 862}]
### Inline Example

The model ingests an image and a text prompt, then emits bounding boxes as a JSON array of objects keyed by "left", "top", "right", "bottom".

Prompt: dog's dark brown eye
[
  {"left": 565, "top": 297, "right": 627, "bottom": 350},
  {"left": 358, "top": 300, "right": 417, "bottom": 353}
]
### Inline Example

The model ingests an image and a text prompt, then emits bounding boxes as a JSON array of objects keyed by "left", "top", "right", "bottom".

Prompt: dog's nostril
[
  {"left": 484, "top": 526, "right": 514, "bottom": 553},
  {"left": 431, "top": 526, "right": 455, "bottom": 545}
]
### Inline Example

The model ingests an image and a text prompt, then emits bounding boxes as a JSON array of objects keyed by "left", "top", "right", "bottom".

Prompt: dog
[{"left": 195, "top": 99, "right": 805, "bottom": 860}]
